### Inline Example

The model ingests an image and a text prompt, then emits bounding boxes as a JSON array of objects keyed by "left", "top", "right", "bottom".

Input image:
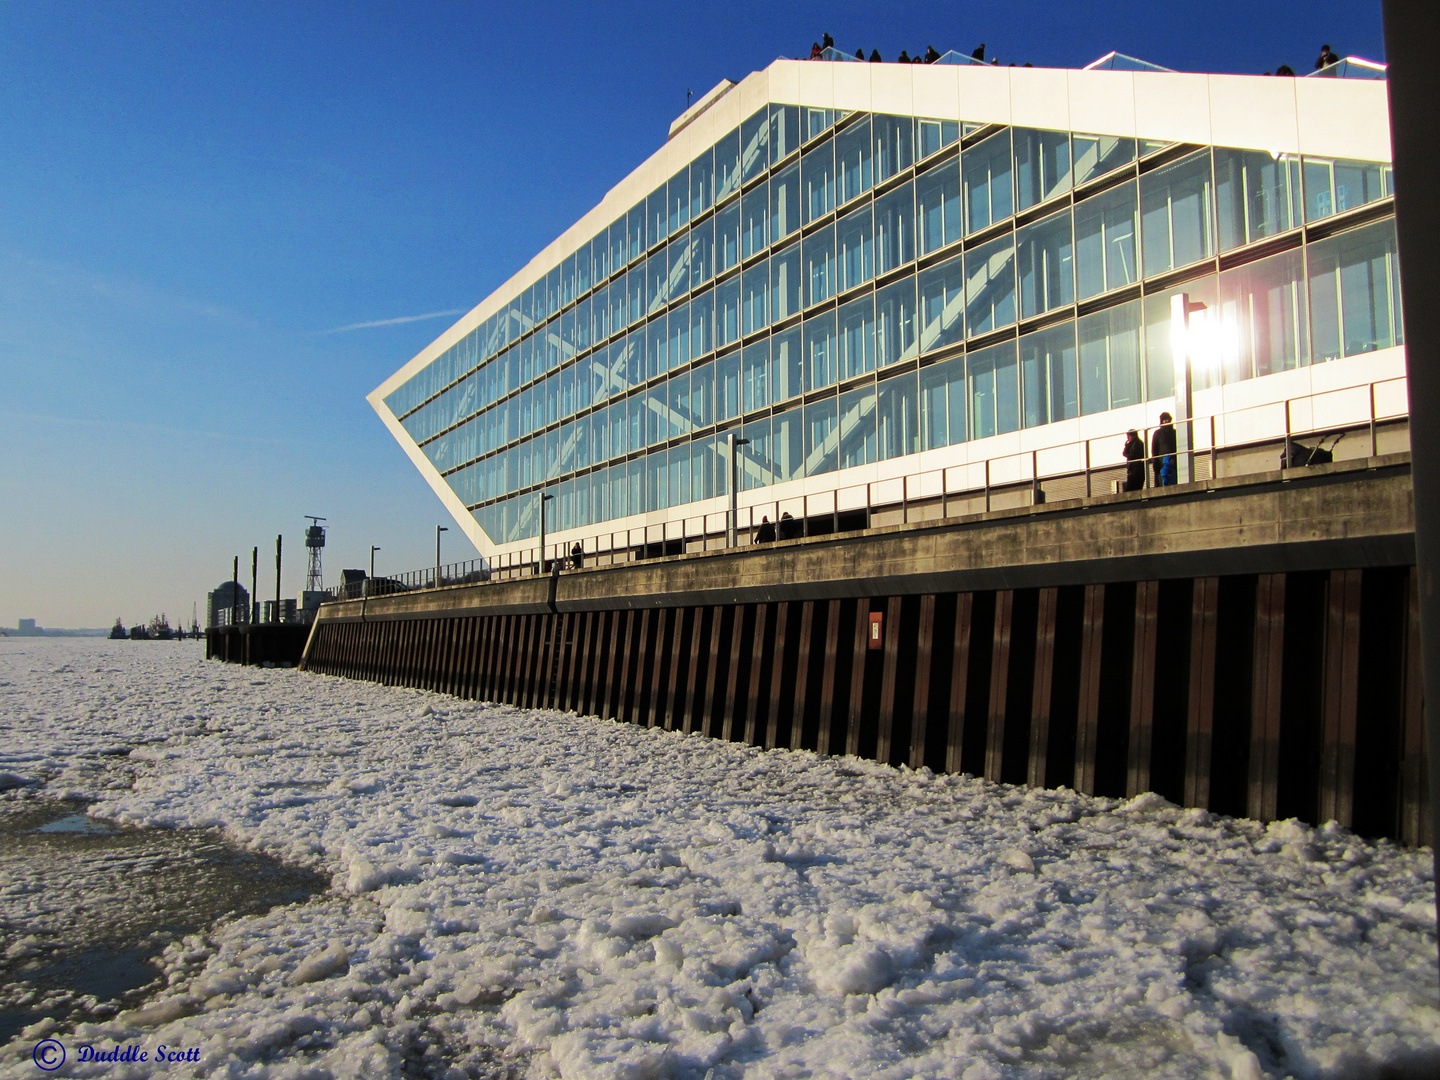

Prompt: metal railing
[{"left": 327, "top": 376, "right": 1408, "bottom": 600}]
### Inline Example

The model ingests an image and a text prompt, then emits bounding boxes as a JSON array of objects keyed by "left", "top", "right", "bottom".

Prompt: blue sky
[{"left": 0, "top": 1, "right": 1386, "bottom": 628}]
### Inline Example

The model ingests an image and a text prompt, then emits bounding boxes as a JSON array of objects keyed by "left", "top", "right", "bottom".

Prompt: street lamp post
[
  {"left": 369, "top": 545, "right": 380, "bottom": 597},
  {"left": 727, "top": 431, "right": 751, "bottom": 548},
  {"left": 435, "top": 525, "right": 448, "bottom": 587},
  {"left": 1170, "top": 293, "right": 1208, "bottom": 485},
  {"left": 538, "top": 491, "right": 554, "bottom": 574}
]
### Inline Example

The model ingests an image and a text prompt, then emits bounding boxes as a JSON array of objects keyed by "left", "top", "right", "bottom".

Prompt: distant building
[
  {"left": 17, "top": 619, "right": 38, "bottom": 635},
  {"left": 206, "top": 582, "right": 250, "bottom": 628}
]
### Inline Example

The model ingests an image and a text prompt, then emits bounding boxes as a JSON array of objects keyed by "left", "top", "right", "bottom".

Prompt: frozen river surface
[{"left": 0, "top": 638, "right": 1436, "bottom": 1079}]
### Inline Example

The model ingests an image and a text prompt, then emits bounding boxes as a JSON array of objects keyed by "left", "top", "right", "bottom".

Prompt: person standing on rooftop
[
  {"left": 1316, "top": 43, "right": 1341, "bottom": 68},
  {"left": 869, "top": 48, "right": 881, "bottom": 62},
  {"left": 925, "top": 45, "right": 941, "bottom": 63},
  {"left": 898, "top": 49, "right": 911, "bottom": 62},
  {"left": 810, "top": 41, "right": 823, "bottom": 59},
  {"left": 971, "top": 43, "right": 985, "bottom": 61},
  {"left": 822, "top": 32, "right": 833, "bottom": 49},
  {"left": 855, "top": 47, "right": 864, "bottom": 59}
]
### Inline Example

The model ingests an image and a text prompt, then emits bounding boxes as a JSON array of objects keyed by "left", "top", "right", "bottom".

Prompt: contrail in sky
[{"left": 323, "top": 309, "right": 465, "bottom": 334}]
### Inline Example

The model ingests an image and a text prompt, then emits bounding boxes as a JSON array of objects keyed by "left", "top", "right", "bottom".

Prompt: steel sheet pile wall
[{"left": 302, "top": 567, "right": 1428, "bottom": 846}]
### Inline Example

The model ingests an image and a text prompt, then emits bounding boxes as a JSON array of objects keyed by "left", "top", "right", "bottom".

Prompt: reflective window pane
[
  {"left": 968, "top": 339, "right": 1019, "bottom": 440},
  {"left": 1140, "top": 150, "right": 1214, "bottom": 274},
  {"left": 770, "top": 104, "right": 801, "bottom": 163},
  {"left": 1303, "top": 157, "right": 1393, "bottom": 223},
  {"left": 742, "top": 339, "right": 770, "bottom": 413},
  {"left": 877, "top": 276, "right": 918, "bottom": 367},
  {"left": 770, "top": 161, "right": 801, "bottom": 241},
  {"left": 836, "top": 117, "right": 873, "bottom": 205},
  {"left": 1074, "top": 181, "right": 1139, "bottom": 300},
  {"left": 717, "top": 349, "right": 742, "bottom": 419},
  {"left": 741, "top": 107, "right": 770, "bottom": 183},
  {"left": 920, "top": 355, "right": 966, "bottom": 449},
  {"left": 874, "top": 114, "right": 914, "bottom": 183},
  {"left": 875, "top": 181, "right": 915, "bottom": 273},
  {"left": 802, "top": 140, "right": 836, "bottom": 224},
  {"left": 667, "top": 167, "right": 690, "bottom": 235},
  {"left": 1078, "top": 299, "right": 1142, "bottom": 414},
  {"left": 626, "top": 202, "right": 646, "bottom": 264},
  {"left": 916, "top": 160, "right": 961, "bottom": 254},
  {"left": 771, "top": 242, "right": 803, "bottom": 322},
  {"left": 1215, "top": 149, "right": 1301, "bottom": 251},
  {"left": 740, "top": 416, "right": 771, "bottom": 491},
  {"left": 772, "top": 324, "right": 803, "bottom": 401},
  {"left": 877, "top": 371, "right": 918, "bottom": 460},
  {"left": 715, "top": 201, "right": 741, "bottom": 273},
  {"left": 804, "top": 396, "right": 839, "bottom": 476},
  {"left": 742, "top": 180, "right": 769, "bottom": 260},
  {"left": 743, "top": 261, "right": 770, "bottom": 335},
  {"left": 716, "top": 275, "right": 742, "bottom": 348},
  {"left": 1016, "top": 209, "right": 1075, "bottom": 319},
  {"left": 1014, "top": 128, "right": 1071, "bottom": 211},
  {"left": 1218, "top": 248, "right": 1309, "bottom": 383},
  {"left": 715, "top": 128, "right": 741, "bottom": 202},
  {"left": 918, "top": 118, "right": 960, "bottom": 159},
  {"left": 690, "top": 217, "right": 714, "bottom": 286},
  {"left": 690, "top": 147, "right": 714, "bottom": 218},
  {"left": 691, "top": 289, "right": 715, "bottom": 358},
  {"left": 1072, "top": 134, "right": 1135, "bottom": 186},
  {"left": 964, "top": 233, "right": 1017, "bottom": 335},
  {"left": 837, "top": 294, "right": 876, "bottom": 379},
  {"left": 1019, "top": 322, "right": 1078, "bottom": 428},
  {"left": 804, "top": 224, "right": 836, "bottom": 306},
  {"left": 804, "top": 309, "right": 838, "bottom": 390},
  {"left": 1307, "top": 218, "right": 1403, "bottom": 362},
  {"left": 918, "top": 252, "right": 965, "bottom": 353},
  {"left": 667, "top": 232, "right": 692, "bottom": 300},
  {"left": 839, "top": 384, "right": 877, "bottom": 468},
  {"left": 963, "top": 129, "right": 1013, "bottom": 233},
  {"left": 836, "top": 204, "right": 874, "bottom": 291},
  {"left": 772, "top": 405, "right": 803, "bottom": 482}
]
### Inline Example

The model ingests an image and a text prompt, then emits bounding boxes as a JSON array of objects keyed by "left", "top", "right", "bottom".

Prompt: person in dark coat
[
  {"left": 754, "top": 516, "right": 777, "bottom": 543},
  {"left": 1123, "top": 429, "right": 1146, "bottom": 491},
  {"left": 869, "top": 49, "right": 882, "bottom": 62},
  {"left": 570, "top": 542, "right": 584, "bottom": 569},
  {"left": 898, "top": 50, "right": 911, "bottom": 63},
  {"left": 778, "top": 511, "right": 800, "bottom": 540},
  {"left": 1151, "top": 412, "right": 1178, "bottom": 487},
  {"left": 925, "top": 45, "right": 941, "bottom": 63},
  {"left": 972, "top": 43, "right": 986, "bottom": 61},
  {"left": 855, "top": 48, "right": 865, "bottom": 59},
  {"left": 822, "top": 32, "right": 834, "bottom": 49},
  {"left": 1315, "top": 44, "right": 1340, "bottom": 69}
]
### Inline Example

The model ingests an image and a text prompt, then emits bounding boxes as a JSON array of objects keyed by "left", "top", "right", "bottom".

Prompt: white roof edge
[
  {"left": 667, "top": 78, "right": 737, "bottom": 140},
  {"left": 375, "top": 59, "right": 1392, "bottom": 403}
]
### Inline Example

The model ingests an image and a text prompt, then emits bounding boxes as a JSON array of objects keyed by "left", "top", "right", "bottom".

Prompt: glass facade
[{"left": 383, "top": 104, "right": 1399, "bottom": 547}]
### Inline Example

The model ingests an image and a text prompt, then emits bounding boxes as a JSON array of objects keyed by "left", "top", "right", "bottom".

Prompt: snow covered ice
[{"left": 1, "top": 638, "right": 1436, "bottom": 1079}]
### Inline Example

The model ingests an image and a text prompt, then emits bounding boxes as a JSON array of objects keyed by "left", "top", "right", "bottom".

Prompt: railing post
[
  {"left": 1210, "top": 414, "right": 1218, "bottom": 480},
  {"left": 1084, "top": 438, "right": 1092, "bottom": 497},
  {"left": 1370, "top": 382, "right": 1379, "bottom": 457},
  {"left": 984, "top": 458, "right": 991, "bottom": 513}
]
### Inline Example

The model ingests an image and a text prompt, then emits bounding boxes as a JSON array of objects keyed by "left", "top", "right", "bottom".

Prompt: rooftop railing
[{"left": 327, "top": 375, "right": 1409, "bottom": 601}]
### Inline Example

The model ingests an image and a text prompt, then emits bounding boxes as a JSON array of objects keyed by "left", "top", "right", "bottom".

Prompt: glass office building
[{"left": 372, "top": 58, "right": 1402, "bottom": 562}]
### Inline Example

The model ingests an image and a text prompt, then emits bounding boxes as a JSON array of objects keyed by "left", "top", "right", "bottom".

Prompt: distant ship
[
  {"left": 149, "top": 615, "right": 174, "bottom": 640},
  {"left": 108, "top": 619, "right": 126, "bottom": 640}
]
